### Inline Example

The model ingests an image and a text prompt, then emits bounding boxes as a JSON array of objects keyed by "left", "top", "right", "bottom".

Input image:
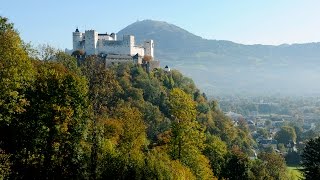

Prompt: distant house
[
  {"left": 225, "top": 111, "right": 244, "bottom": 122},
  {"left": 256, "top": 120, "right": 265, "bottom": 128},
  {"left": 271, "top": 120, "right": 285, "bottom": 128},
  {"left": 269, "top": 128, "right": 280, "bottom": 137},
  {"left": 259, "top": 139, "right": 278, "bottom": 149},
  {"left": 286, "top": 140, "right": 297, "bottom": 152},
  {"left": 247, "top": 120, "right": 255, "bottom": 125},
  {"left": 164, "top": 65, "right": 171, "bottom": 72}
]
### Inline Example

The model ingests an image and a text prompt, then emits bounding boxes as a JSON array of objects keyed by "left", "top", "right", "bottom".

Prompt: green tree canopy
[
  {"left": 0, "top": 16, "right": 259, "bottom": 179},
  {"left": 301, "top": 137, "right": 320, "bottom": 179},
  {"left": 168, "top": 88, "right": 214, "bottom": 179},
  {"left": 274, "top": 126, "right": 297, "bottom": 144},
  {"left": 203, "top": 134, "right": 227, "bottom": 178},
  {"left": 258, "top": 152, "right": 288, "bottom": 180},
  {"left": 0, "top": 16, "right": 35, "bottom": 124}
]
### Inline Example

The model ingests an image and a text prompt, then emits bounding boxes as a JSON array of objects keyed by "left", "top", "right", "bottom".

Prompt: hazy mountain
[
  {"left": 118, "top": 20, "right": 320, "bottom": 96},
  {"left": 118, "top": 20, "right": 202, "bottom": 51}
]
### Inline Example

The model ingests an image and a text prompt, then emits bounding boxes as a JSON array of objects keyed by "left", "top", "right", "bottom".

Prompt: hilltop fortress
[{"left": 72, "top": 28, "right": 159, "bottom": 69}]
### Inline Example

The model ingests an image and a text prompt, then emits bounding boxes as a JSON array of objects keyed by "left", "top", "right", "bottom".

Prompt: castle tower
[
  {"left": 110, "top": 33, "right": 117, "bottom": 40},
  {"left": 72, "top": 28, "right": 83, "bottom": 51},
  {"left": 123, "top": 35, "right": 135, "bottom": 55},
  {"left": 85, "top": 30, "right": 98, "bottom": 55},
  {"left": 123, "top": 35, "right": 135, "bottom": 47},
  {"left": 144, "top": 40, "right": 154, "bottom": 58}
]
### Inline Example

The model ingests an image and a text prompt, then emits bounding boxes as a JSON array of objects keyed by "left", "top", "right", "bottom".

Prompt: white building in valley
[{"left": 72, "top": 28, "right": 154, "bottom": 58}]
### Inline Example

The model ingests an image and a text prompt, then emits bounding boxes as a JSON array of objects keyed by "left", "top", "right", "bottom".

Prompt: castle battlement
[{"left": 72, "top": 28, "right": 154, "bottom": 58}]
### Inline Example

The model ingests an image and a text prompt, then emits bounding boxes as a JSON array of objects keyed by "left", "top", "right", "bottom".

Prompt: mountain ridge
[
  {"left": 119, "top": 19, "right": 320, "bottom": 47},
  {"left": 118, "top": 20, "right": 320, "bottom": 96}
]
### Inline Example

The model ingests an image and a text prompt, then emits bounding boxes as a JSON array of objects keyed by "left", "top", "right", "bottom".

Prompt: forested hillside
[{"left": 0, "top": 16, "right": 291, "bottom": 179}]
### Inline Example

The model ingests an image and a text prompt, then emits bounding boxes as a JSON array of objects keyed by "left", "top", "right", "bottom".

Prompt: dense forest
[{"left": 0, "top": 16, "right": 312, "bottom": 179}]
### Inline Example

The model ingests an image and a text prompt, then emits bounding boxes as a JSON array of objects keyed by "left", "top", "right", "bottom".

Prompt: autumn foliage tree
[
  {"left": 143, "top": 55, "right": 152, "bottom": 62},
  {"left": 0, "top": 16, "right": 265, "bottom": 179},
  {"left": 0, "top": 16, "right": 35, "bottom": 124},
  {"left": 168, "top": 88, "right": 214, "bottom": 179}
]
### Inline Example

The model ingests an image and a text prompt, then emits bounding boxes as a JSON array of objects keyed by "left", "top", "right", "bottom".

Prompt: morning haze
[
  {"left": 118, "top": 19, "right": 320, "bottom": 96},
  {"left": 1, "top": 1, "right": 320, "bottom": 179},
  {"left": 2, "top": 0, "right": 320, "bottom": 96}
]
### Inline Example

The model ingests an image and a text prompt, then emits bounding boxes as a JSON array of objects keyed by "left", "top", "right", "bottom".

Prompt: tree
[
  {"left": 0, "top": 16, "right": 35, "bottom": 124},
  {"left": 274, "top": 126, "right": 296, "bottom": 144},
  {"left": 265, "top": 120, "right": 272, "bottom": 128},
  {"left": 258, "top": 152, "right": 288, "bottom": 180},
  {"left": 168, "top": 88, "right": 214, "bottom": 179},
  {"left": 72, "top": 49, "right": 85, "bottom": 58},
  {"left": 143, "top": 55, "right": 152, "bottom": 62},
  {"left": 131, "top": 66, "right": 162, "bottom": 104},
  {"left": 0, "top": 149, "right": 11, "bottom": 179},
  {"left": 99, "top": 104, "right": 148, "bottom": 179},
  {"left": 294, "top": 125, "right": 303, "bottom": 142},
  {"left": 0, "top": 16, "right": 262, "bottom": 179},
  {"left": 138, "top": 102, "right": 165, "bottom": 142},
  {"left": 54, "top": 51, "right": 81, "bottom": 75},
  {"left": 81, "top": 56, "right": 123, "bottom": 179},
  {"left": 0, "top": 61, "right": 90, "bottom": 179},
  {"left": 302, "top": 130, "right": 320, "bottom": 141},
  {"left": 36, "top": 43, "right": 58, "bottom": 61},
  {"left": 0, "top": 17, "right": 13, "bottom": 32},
  {"left": 249, "top": 159, "right": 272, "bottom": 180},
  {"left": 222, "top": 148, "right": 250, "bottom": 180},
  {"left": 277, "top": 143, "right": 286, "bottom": 153},
  {"left": 285, "top": 151, "right": 301, "bottom": 166},
  {"left": 168, "top": 88, "right": 199, "bottom": 160},
  {"left": 143, "top": 148, "right": 195, "bottom": 180},
  {"left": 203, "top": 135, "right": 227, "bottom": 178},
  {"left": 301, "top": 137, "right": 320, "bottom": 179},
  {"left": 24, "top": 62, "right": 89, "bottom": 179},
  {"left": 81, "top": 57, "right": 123, "bottom": 110},
  {"left": 257, "top": 128, "right": 269, "bottom": 139}
]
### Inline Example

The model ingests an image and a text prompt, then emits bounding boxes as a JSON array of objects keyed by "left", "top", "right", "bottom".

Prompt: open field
[{"left": 288, "top": 167, "right": 303, "bottom": 180}]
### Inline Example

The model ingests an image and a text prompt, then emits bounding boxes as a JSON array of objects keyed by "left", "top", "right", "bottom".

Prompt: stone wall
[
  {"left": 144, "top": 40, "right": 154, "bottom": 57},
  {"left": 85, "top": 30, "right": 98, "bottom": 55},
  {"left": 131, "top": 46, "right": 145, "bottom": 56},
  {"left": 73, "top": 29, "right": 154, "bottom": 58},
  {"left": 73, "top": 32, "right": 84, "bottom": 50},
  {"left": 98, "top": 40, "right": 130, "bottom": 55}
]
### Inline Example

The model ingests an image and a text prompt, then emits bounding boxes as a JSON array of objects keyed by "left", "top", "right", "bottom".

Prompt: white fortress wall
[
  {"left": 123, "top": 35, "right": 135, "bottom": 47},
  {"left": 98, "top": 34, "right": 116, "bottom": 41},
  {"left": 98, "top": 40, "right": 130, "bottom": 55},
  {"left": 73, "top": 31, "right": 84, "bottom": 50},
  {"left": 85, "top": 30, "right": 98, "bottom": 55},
  {"left": 131, "top": 46, "right": 145, "bottom": 56},
  {"left": 144, "top": 40, "right": 154, "bottom": 57},
  {"left": 72, "top": 29, "right": 154, "bottom": 57}
]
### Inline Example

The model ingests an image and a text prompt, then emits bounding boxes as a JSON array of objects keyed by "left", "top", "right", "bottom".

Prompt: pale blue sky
[{"left": 1, "top": 0, "right": 320, "bottom": 49}]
